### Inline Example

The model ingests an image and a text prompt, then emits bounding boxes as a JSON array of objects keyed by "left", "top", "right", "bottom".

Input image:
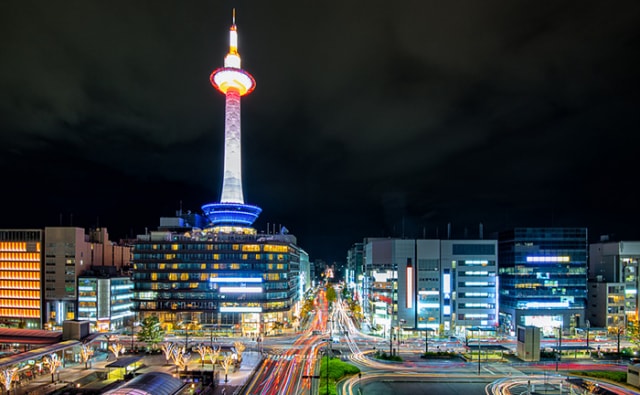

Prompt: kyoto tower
[{"left": 202, "top": 10, "right": 261, "bottom": 227}]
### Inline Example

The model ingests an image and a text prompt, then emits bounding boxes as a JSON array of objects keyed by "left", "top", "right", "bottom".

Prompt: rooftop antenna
[{"left": 232, "top": 8, "right": 236, "bottom": 25}]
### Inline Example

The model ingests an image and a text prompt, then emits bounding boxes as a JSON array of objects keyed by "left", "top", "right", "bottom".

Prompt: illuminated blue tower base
[{"left": 202, "top": 202, "right": 262, "bottom": 227}]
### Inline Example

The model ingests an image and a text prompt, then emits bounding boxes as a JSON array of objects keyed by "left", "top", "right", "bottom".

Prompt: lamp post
[
  {"left": 586, "top": 320, "right": 590, "bottom": 351},
  {"left": 425, "top": 328, "right": 429, "bottom": 354},
  {"left": 556, "top": 325, "right": 562, "bottom": 372},
  {"left": 477, "top": 329, "right": 481, "bottom": 375},
  {"left": 617, "top": 324, "right": 624, "bottom": 357}
]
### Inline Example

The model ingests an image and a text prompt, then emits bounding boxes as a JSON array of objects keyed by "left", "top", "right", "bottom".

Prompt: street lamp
[
  {"left": 477, "top": 329, "right": 481, "bottom": 375},
  {"left": 555, "top": 324, "right": 562, "bottom": 372},
  {"left": 586, "top": 319, "right": 590, "bottom": 351}
]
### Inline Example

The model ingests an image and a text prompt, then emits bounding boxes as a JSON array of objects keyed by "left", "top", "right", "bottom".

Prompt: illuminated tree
[
  {"left": 161, "top": 342, "right": 175, "bottom": 365},
  {"left": 79, "top": 343, "right": 94, "bottom": 369},
  {"left": 0, "top": 368, "right": 18, "bottom": 395},
  {"left": 43, "top": 353, "right": 62, "bottom": 383},
  {"left": 233, "top": 341, "right": 246, "bottom": 363},
  {"left": 209, "top": 345, "right": 221, "bottom": 366},
  {"left": 170, "top": 345, "right": 191, "bottom": 372},
  {"left": 220, "top": 354, "right": 234, "bottom": 383},
  {"left": 108, "top": 343, "right": 125, "bottom": 360},
  {"left": 194, "top": 344, "right": 211, "bottom": 367}
]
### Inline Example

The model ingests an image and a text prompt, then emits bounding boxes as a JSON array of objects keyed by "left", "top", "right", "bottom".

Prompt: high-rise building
[
  {"left": 498, "top": 227, "right": 588, "bottom": 336},
  {"left": 132, "top": 12, "right": 303, "bottom": 336},
  {"left": 0, "top": 229, "right": 43, "bottom": 329}
]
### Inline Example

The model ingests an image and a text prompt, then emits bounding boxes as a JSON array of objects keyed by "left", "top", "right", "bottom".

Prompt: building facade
[
  {"left": 43, "top": 227, "right": 131, "bottom": 329},
  {"left": 0, "top": 229, "right": 43, "bottom": 329},
  {"left": 362, "top": 238, "right": 498, "bottom": 338},
  {"left": 588, "top": 240, "right": 640, "bottom": 330},
  {"left": 498, "top": 227, "right": 588, "bottom": 336},
  {"left": 78, "top": 267, "right": 134, "bottom": 332},
  {"left": 132, "top": 223, "right": 301, "bottom": 336}
]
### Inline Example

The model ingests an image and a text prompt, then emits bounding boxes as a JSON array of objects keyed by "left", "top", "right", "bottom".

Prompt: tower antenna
[{"left": 232, "top": 8, "right": 236, "bottom": 25}]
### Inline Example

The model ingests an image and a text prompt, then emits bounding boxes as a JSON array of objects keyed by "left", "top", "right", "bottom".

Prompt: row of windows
[
  {"left": 142, "top": 243, "right": 290, "bottom": 253},
  {"left": 0, "top": 252, "right": 41, "bottom": 262},
  {"left": 0, "top": 271, "right": 40, "bottom": 280},
  {"left": 0, "top": 281, "right": 40, "bottom": 290},
  {"left": 134, "top": 299, "right": 293, "bottom": 312},
  {"left": 0, "top": 290, "right": 39, "bottom": 299},
  {"left": 135, "top": 263, "right": 290, "bottom": 272},
  {"left": 0, "top": 308, "right": 40, "bottom": 317},
  {"left": 0, "top": 238, "right": 40, "bottom": 249},
  {"left": 0, "top": 262, "right": 40, "bottom": 271},
  {"left": 0, "top": 299, "right": 40, "bottom": 308},
  {"left": 135, "top": 253, "right": 289, "bottom": 262}
]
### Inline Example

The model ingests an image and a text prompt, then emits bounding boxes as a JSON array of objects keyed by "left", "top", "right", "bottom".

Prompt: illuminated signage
[
  {"left": 219, "top": 287, "right": 262, "bottom": 293},
  {"left": 209, "top": 277, "right": 262, "bottom": 283},
  {"left": 406, "top": 262, "right": 413, "bottom": 309},
  {"left": 526, "top": 256, "right": 570, "bottom": 263},
  {"left": 220, "top": 307, "right": 262, "bottom": 313}
]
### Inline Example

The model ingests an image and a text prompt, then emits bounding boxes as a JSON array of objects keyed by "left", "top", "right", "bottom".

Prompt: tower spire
[{"left": 202, "top": 10, "right": 261, "bottom": 228}]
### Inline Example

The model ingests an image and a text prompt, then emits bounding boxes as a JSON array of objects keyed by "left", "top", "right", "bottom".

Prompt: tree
[
  {"left": 43, "top": 353, "right": 62, "bottom": 383},
  {"left": 108, "top": 343, "right": 125, "bottom": 360},
  {"left": 161, "top": 342, "right": 175, "bottom": 365},
  {"left": 194, "top": 344, "right": 210, "bottom": 367},
  {"left": 170, "top": 345, "right": 191, "bottom": 372},
  {"left": 79, "top": 343, "right": 94, "bottom": 369},
  {"left": 627, "top": 320, "right": 640, "bottom": 350},
  {"left": 326, "top": 286, "right": 337, "bottom": 306},
  {"left": 233, "top": 341, "right": 246, "bottom": 363},
  {"left": 137, "top": 316, "right": 165, "bottom": 350},
  {"left": 0, "top": 368, "right": 18, "bottom": 395},
  {"left": 220, "top": 354, "right": 234, "bottom": 383}
]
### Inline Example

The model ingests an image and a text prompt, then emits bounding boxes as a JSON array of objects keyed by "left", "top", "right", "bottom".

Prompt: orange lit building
[{"left": 0, "top": 230, "right": 43, "bottom": 329}]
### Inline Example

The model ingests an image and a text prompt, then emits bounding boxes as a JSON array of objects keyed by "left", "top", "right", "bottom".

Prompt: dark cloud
[{"left": 1, "top": 1, "right": 639, "bottom": 261}]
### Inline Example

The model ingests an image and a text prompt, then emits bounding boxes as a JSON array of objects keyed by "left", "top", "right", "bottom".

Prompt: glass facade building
[
  {"left": 498, "top": 227, "right": 588, "bottom": 336},
  {"left": 78, "top": 275, "right": 134, "bottom": 332},
  {"left": 132, "top": 225, "right": 301, "bottom": 336}
]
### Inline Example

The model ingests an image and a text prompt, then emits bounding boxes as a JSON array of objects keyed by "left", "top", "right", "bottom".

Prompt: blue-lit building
[
  {"left": 132, "top": 221, "right": 303, "bottom": 336},
  {"left": 498, "top": 228, "right": 588, "bottom": 336}
]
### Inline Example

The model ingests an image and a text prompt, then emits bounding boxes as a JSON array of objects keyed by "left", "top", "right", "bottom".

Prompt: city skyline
[{"left": 1, "top": 1, "right": 639, "bottom": 262}]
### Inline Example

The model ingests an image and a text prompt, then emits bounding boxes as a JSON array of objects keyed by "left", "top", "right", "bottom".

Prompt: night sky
[{"left": 1, "top": 1, "right": 639, "bottom": 262}]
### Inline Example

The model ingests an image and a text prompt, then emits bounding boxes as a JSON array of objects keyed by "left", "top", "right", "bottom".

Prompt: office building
[
  {"left": 78, "top": 266, "right": 134, "bottom": 332},
  {"left": 362, "top": 237, "right": 498, "bottom": 338},
  {"left": 498, "top": 227, "right": 588, "bottom": 336}
]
